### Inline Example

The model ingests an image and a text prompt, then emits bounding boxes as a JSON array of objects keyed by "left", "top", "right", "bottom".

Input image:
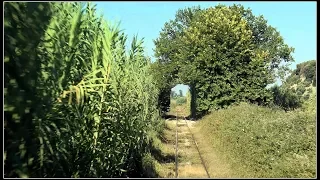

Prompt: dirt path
[
  {"left": 157, "top": 105, "right": 234, "bottom": 178},
  {"left": 161, "top": 119, "right": 234, "bottom": 178},
  {"left": 159, "top": 103, "right": 235, "bottom": 178},
  {"left": 175, "top": 118, "right": 209, "bottom": 178}
]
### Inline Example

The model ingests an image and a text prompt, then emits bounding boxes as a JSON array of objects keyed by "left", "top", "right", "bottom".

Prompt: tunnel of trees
[
  {"left": 151, "top": 4, "right": 295, "bottom": 119},
  {"left": 4, "top": 2, "right": 299, "bottom": 177}
]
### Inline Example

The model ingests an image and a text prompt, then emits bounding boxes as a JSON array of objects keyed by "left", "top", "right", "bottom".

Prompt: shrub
[
  {"left": 286, "top": 75, "right": 299, "bottom": 85},
  {"left": 307, "top": 88, "right": 312, "bottom": 93},
  {"left": 296, "top": 85, "right": 306, "bottom": 97},
  {"left": 302, "top": 80, "right": 311, "bottom": 87},
  {"left": 303, "top": 94, "right": 310, "bottom": 101},
  {"left": 270, "top": 85, "right": 301, "bottom": 111}
]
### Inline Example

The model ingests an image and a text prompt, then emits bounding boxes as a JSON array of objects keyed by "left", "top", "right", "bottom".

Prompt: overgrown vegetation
[
  {"left": 197, "top": 102, "right": 316, "bottom": 178},
  {"left": 4, "top": 2, "right": 162, "bottom": 178},
  {"left": 269, "top": 85, "right": 302, "bottom": 111},
  {"left": 4, "top": 2, "right": 316, "bottom": 178},
  {"left": 141, "top": 116, "right": 177, "bottom": 178},
  {"left": 284, "top": 60, "right": 316, "bottom": 96},
  {"left": 269, "top": 60, "right": 316, "bottom": 111}
]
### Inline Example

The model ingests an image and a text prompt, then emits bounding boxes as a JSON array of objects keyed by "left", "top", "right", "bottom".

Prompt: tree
[
  {"left": 153, "top": 4, "right": 294, "bottom": 117},
  {"left": 280, "top": 60, "right": 316, "bottom": 104},
  {"left": 170, "top": 90, "right": 179, "bottom": 99},
  {"left": 150, "top": 61, "right": 171, "bottom": 113},
  {"left": 153, "top": 6, "right": 202, "bottom": 117},
  {"left": 179, "top": 90, "right": 183, "bottom": 97}
]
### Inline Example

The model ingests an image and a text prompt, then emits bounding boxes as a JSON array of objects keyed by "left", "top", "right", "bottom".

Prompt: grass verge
[
  {"left": 141, "top": 120, "right": 176, "bottom": 177},
  {"left": 196, "top": 102, "right": 316, "bottom": 178}
]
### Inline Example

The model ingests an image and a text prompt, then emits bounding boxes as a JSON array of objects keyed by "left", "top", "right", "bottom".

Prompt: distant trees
[
  {"left": 171, "top": 89, "right": 184, "bottom": 99},
  {"left": 270, "top": 60, "right": 316, "bottom": 111},
  {"left": 171, "top": 89, "right": 187, "bottom": 105},
  {"left": 283, "top": 60, "right": 316, "bottom": 100},
  {"left": 287, "top": 60, "right": 316, "bottom": 87}
]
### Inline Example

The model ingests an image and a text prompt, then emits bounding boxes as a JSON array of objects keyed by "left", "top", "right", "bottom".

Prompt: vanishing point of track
[{"left": 174, "top": 107, "right": 210, "bottom": 178}]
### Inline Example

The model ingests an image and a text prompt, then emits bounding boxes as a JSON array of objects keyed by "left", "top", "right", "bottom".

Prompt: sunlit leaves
[
  {"left": 5, "top": 2, "right": 161, "bottom": 178},
  {"left": 153, "top": 4, "right": 294, "bottom": 115}
]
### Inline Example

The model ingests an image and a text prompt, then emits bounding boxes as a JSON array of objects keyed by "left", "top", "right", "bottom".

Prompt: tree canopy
[{"left": 153, "top": 4, "right": 295, "bottom": 117}]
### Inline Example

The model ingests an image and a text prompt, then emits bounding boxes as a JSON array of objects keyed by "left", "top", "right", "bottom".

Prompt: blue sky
[{"left": 95, "top": 1, "right": 316, "bottom": 96}]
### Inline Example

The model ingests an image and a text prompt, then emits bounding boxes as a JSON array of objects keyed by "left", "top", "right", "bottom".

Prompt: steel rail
[
  {"left": 183, "top": 116, "right": 210, "bottom": 178},
  {"left": 174, "top": 106, "right": 210, "bottom": 178}
]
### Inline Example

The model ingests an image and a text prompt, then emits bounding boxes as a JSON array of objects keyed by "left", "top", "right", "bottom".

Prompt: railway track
[{"left": 174, "top": 107, "right": 210, "bottom": 178}]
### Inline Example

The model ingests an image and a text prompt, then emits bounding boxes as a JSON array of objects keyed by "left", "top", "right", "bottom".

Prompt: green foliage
[
  {"left": 285, "top": 60, "right": 316, "bottom": 86},
  {"left": 301, "top": 87, "right": 316, "bottom": 114},
  {"left": 270, "top": 85, "right": 301, "bottom": 111},
  {"left": 297, "top": 60, "right": 316, "bottom": 83},
  {"left": 286, "top": 75, "right": 300, "bottom": 85},
  {"left": 153, "top": 4, "right": 294, "bottom": 117},
  {"left": 198, "top": 102, "right": 316, "bottom": 178},
  {"left": 296, "top": 85, "right": 306, "bottom": 96},
  {"left": 157, "top": 88, "right": 171, "bottom": 114},
  {"left": 176, "top": 97, "right": 187, "bottom": 105},
  {"left": 303, "top": 94, "right": 310, "bottom": 101},
  {"left": 281, "top": 60, "right": 316, "bottom": 104},
  {"left": 152, "top": 6, "right": 202, "bottom": 116},
  {"left": 4, "top": 2, "right": 161, "bottom": 178},
  {"left": 150, "top": 62, "right": 171, "bottom": 114},
  {"left": 306, "top": 88, "right": 312, "bottom": 93}
]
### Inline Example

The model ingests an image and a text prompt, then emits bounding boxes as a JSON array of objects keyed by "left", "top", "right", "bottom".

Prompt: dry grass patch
[{"left": 178, "top": 164, "right": 208, "bottom": 178}]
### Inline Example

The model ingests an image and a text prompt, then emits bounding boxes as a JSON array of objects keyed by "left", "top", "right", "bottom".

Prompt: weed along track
[{"left": 174, "top": 107, "right": 210, "bottom": 178}]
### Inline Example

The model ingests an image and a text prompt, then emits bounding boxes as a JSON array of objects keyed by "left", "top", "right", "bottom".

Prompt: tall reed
[{"left": 4, "top": 2, "right": 162, "bottom": 177}]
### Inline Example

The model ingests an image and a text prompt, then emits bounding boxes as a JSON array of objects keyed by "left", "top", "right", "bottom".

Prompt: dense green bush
[
  {"left": 270, "top": 85, "right": 301, "bottom": 111},
  {"left": 4, "top": 2, "right": 161, "bottom": 178},
  {"left": 198, "top": 102, "right": 316, "bottom": 178},
  {"left": 307, "top": 88, "right": 312, "bottom": 93},
  {"left": 303, "top": 94, "right": 310, "bottom": 101},
  {"left": 286, "top": 75, "right": 300, "bottom": 85},
  {"left": 302, "top": 80, "right": 311, "bottom": 87},
  {"left": 296, "top": 85, "right": 306, "bottom": 96},
  {"left": 300, "top": 61, "right": 316, "bottom": 83}
]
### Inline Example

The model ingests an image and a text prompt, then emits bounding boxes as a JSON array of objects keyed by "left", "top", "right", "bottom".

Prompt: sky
[{"left": 95, "top": 1, "right": 316, "bottom": 96}]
